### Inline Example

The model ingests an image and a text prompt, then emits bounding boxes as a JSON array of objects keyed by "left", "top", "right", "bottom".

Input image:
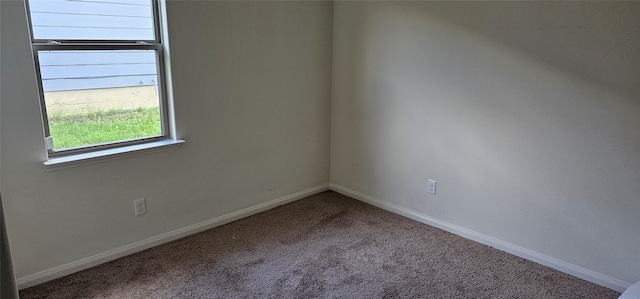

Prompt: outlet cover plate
[
  {"left": 134, "top": 198, "right": 146, "bottom": 216},
  {"left": 427, "top": 180, "right": 437, "bottom": 195}
]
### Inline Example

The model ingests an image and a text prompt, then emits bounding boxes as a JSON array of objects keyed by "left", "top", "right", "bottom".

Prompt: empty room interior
[{"left": 1, "top": 0, "right": 639, "bottom": 298}]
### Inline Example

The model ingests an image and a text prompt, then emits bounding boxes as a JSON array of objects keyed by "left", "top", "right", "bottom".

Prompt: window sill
[{"left": 43, "top": 139, "right": 185, "bottom": 171}]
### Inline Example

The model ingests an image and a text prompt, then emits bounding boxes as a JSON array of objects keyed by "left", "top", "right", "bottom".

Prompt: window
[{"left": 26, "top": 0, "right": 175, "bottom": 159}]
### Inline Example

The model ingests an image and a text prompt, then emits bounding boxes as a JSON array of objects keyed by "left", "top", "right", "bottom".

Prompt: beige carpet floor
[{"left": 20, "top": 191, "right": 620, "bottom": 298}]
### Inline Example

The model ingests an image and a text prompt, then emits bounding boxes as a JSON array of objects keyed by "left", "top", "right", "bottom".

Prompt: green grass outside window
[{"left": 48, "top": 107, "right": 162, "bottom": 151}]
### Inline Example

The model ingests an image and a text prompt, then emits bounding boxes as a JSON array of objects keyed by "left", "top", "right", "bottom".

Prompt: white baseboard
[
  {"left": 329, "top": 183, "right": 631, "bottom": 293},
  {"left": 16, "top": 184, "right": 329, "bottom": 290}
]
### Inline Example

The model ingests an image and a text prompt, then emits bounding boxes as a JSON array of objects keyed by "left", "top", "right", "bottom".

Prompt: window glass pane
[
  {"left": 28, "top": 0, "right": 155, "bottom": 40},
  {"left": 38, "top": 50, "right": 162, "bottom": 150}
]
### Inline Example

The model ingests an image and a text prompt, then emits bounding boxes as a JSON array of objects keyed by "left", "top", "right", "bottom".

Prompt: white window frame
[{"left": 25, "top": 0, "right": 175, "bottom": 160}]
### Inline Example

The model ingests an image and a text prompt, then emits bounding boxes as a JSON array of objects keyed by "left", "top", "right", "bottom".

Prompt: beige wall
[
  {"left": 1, "top": 0, "right": 332, "bottom": 285},
  {"left": 330, "top": 1, "right": 640, "bottom": 290}
]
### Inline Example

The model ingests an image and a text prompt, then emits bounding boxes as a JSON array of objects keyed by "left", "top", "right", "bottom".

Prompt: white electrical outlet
[
  {"left": 427, "top": 179, "right": 437, "bottom": 195},
  {"left": 134, "top": 198, "right": 146, "bottom": 216}
]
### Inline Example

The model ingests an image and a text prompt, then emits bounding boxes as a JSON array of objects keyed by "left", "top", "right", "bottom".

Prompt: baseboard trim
[
  {"left": 16, "top": 184, "right": 329, "bottom": 290},
  {"left": 329, "top": 183, "right": 631, "bottom": 293}
]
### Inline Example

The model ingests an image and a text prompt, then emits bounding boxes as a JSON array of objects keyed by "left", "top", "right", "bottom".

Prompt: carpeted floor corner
[{"left": 20, "top": 191, "right": 620, "bottom": 298}]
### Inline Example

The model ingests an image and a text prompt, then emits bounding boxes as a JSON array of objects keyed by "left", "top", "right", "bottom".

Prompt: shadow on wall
[
  {"left": 342, "top": 1, "right": 640, "bottom": 194},
  {"left": 350, "top": 0, "right": 640, "bottom": 190},
  {"left": 410, "top": 1, "right": 640, "bottom": 99}
]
